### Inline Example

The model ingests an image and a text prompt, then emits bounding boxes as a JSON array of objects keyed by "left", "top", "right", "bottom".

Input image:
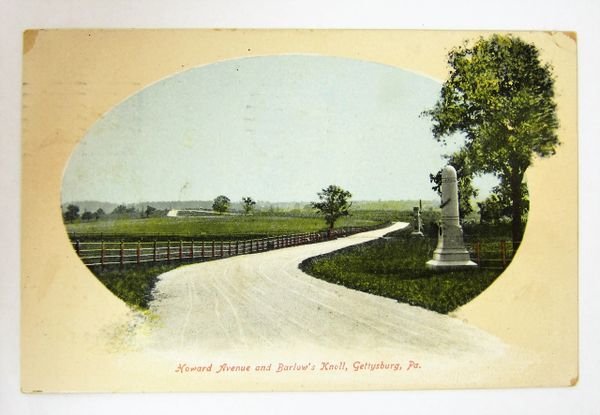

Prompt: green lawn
[
  {"left": 299, "top": 231, "right": 505, "bottom": 314},
  {"left": 90, "top": 262, "right": 183, "bottom": 309},
  {"left": 66, "top": 214, "right": 382, "bottom": 241}
]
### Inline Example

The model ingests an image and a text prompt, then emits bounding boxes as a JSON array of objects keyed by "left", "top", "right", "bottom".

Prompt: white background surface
[{"left": 1, "top": 1, "right": 599, "bottom": 414}]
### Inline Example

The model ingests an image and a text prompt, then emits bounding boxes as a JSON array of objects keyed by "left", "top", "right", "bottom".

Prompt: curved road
[{"left": 133, "top": 222, "right": 507, "bottom": 372}]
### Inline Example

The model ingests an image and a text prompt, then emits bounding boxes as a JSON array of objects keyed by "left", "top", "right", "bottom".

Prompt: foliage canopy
[
  {"left": 424, "top": 34, "right": 559, "bottom": 247},
  {"left": 212, "top": 195, "right": 231, "bottom": 214},
  {"left": 241, "top": 197, "right": 257, "bottom": 215},
  {"left": 63, "top": 204, "right": 80, "bottom": 223},
  {"left": 311, "top": 185, "right": 352, "bottom": 230}
]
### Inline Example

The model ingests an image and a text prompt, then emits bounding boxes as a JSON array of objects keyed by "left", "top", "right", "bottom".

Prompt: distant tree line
[{"left": 62, "top": 203, "right": 165, "bottom": 223}]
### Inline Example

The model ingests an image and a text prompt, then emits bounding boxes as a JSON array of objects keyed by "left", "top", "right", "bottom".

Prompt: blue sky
[{"left": 61, "top": 55, "right": 495, "bottom": 204}]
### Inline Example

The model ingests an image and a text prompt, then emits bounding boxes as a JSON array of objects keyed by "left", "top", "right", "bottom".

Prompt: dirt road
[{"left": 133, "top": 222, "right": 507, "bottom": 371}]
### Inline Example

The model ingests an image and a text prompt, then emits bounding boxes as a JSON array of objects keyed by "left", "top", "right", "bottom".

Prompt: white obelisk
[{"left": 426, "top": 165, "right": 477, "bottom": 270}]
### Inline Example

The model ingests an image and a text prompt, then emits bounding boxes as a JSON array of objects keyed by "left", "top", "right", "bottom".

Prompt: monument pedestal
[
  {"left": 427, "top": 221, "right": 477, "bottom": 270},
  {"left": 426, "top": 223, "right": 477, "bottom": 270},
  {"left": 426, "top": 165, "right": 477, "bottom": 271}
]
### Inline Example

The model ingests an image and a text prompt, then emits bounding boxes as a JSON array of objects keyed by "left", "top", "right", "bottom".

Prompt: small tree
[
  {"left": 94, "top": 208, "right": 106, "bottom": 220},
  {"left": 212, "top": 195, "right": 231, "bottom": 214},
  {"left": 479, "top": 182, "right": 529, "bottom": 224},
  {"left": 81, "top": 211, "right": 94, "bottom": 221},
  {"left": 311, "top": 185, "right": 352, "bottom": 233},
  {"left": 111, "top": 204, "right": 128, "bottom": 215},
  {"left": 145, "top": 205, "right": 157, "bottom": 218},
  {"left": 241, "top": 197, "right": 256, "bottom": 215},
  {"left": 63, "top": 204, "right": 80, "bottom": 223}
]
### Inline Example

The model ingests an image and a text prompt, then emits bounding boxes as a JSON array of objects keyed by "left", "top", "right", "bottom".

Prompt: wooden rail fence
[
  {"left": 71, "top": 226, "right": 383, "bottom": 268},
  {"left": 465, "top": 240, "right": 519, "bottom": 269}
]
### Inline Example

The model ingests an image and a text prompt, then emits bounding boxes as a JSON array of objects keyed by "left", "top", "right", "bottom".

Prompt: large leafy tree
[
  {"left": 424, "top": 34, "right": 559, "bottom": 249},
  {"left": 311, "top": 185, "right": 352, "bottom": 233}
]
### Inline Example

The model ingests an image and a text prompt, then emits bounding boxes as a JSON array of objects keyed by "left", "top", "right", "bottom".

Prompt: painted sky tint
[{"left": 62, "top": 55, "right": 475, "bottom": 204}]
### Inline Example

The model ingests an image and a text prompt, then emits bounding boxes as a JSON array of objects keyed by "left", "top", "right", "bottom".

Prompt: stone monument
[
  {"left": 411, "top": 200, "right": 424, "bottom": 237},
  {"left": 426, "top": 165, "right": 477, "bottom": 270}
]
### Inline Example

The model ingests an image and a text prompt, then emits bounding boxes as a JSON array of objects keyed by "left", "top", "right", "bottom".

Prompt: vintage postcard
[{"left": 21, "top": 30, "right": 578, "bottom": 392}]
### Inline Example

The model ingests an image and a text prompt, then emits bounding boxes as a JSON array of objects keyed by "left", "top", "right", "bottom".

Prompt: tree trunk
[{"left": 511, "top": 174, "right": 523, "bottom": 252}]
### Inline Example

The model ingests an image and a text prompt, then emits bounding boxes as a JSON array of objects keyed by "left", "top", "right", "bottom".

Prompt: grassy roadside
[
  {"left": 89, "top": 262, "right": 186, "bottom": 309},
  {"left": 299, "top": 230, "right": 504, "bottom": 314}
]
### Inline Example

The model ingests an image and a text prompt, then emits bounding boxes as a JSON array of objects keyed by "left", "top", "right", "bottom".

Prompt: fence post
[
  {"left": 153, "top": 240, "right": 157, "bottom": 263},
  {"left": 201, "top": 241, "right": 205, "bottom": 258},
  {"left": 475, "top": 242, "right": 481, "bottom": 264},
  {"left": 220, "top": 241, "right": 224, "bottom": 257},
  {"left": 136, "top": 241, "right": 141, "bottom": 264},
  {"left": 500, "top": 241, "right": 506, "bottom": 267},
  {"left": 119, "top": 240, "right": 124, "bottom": 268},
  {"left": 212, "top": 241, "right": 215, "bottom": 258},
  {"left": 190, "top": 240, "right": 194, "bottom": 259},
  {"left": 101, "top": 240, "right": 105, "bottom": 268},
  {"left": 167, "top": 240, "right": 171, "bottom": 263},
  {"left": 75, "top": 240, "right": 80, "bottom": 256},
  {"left": 179, "top": 240, "right": 183, "bottom": 260},
  {"left": 236, "top": 240, "right": 239, "bottom": 255}
]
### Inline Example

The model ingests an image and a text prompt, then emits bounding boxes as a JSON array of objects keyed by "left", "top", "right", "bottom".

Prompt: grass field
[
  {"left": 90, "top": 262, "right": 183, "bottom": 309},
  {"left": 299, "top": 229, "right": 506, "bottom": 314},
  {"left": 66, "top": 214, "right": 384, "bottom": 241}
]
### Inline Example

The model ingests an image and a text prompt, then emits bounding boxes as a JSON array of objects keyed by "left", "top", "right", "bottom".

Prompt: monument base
[{"left": 426, "top": 258, "right": 478, "bottom": 271}]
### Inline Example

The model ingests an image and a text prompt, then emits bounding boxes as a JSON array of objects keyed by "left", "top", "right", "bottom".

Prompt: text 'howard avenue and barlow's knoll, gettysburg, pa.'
[{"left": 175, "top": 360, "right": 422, "bottom": 374}]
